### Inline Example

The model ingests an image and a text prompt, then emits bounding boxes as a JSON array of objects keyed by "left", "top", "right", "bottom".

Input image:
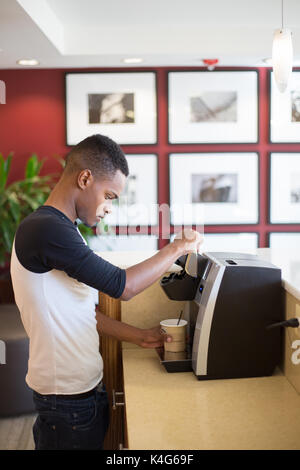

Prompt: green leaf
[
  {"left": 12, "top": 176, "right": 50, "bottom": 189},
  {"left": 0, "top": 154, "right": 5, "bottom": 192},
  {"left": 25, "top": 156, "right": 34, "bottom": 179},
  {"left": 0, "top": 151, "right": 60, "bottom": 263},
  {"left": 24, "top": 154, "right": 46, "bottom": 194},
  {"left": 18, "top": 193, "right": 40, "bottom": 211},
  {"left": 1, "top": 213, "right": 15, "bottom": 253},
  {"left": 36, "top": 158, "right": 45, "bottom": 175},
  {"left": 77, "top": 223, "right": 94, "bottom": 241},
  {"left": 7, "top": 192, "right": 21, "bottom": 223},
  {"left": 0, "top": 153, "right": 13, "bottom": 192},
  {"left": 25, "top": 154, "right": 40, "bottom": 178},
  {"left": 4, "top": 153, "right": 12, "bottom": 178}
]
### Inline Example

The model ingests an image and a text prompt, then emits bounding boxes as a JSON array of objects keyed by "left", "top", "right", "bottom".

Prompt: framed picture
[
  {"left": 171, "top": 232, "right": 259, "bottom": 253},
  {"left": 104, "top": 154, "right": 158, "bottom": 227},
  {"left": 269, "top": 232, "right": 300, "bottom": 249},
  {"left": 268, "top": 232, "right": 300, "bottom": 289},
  {"left": 269, "top": 152, "right": 300, "bottom": 224},
  {"left": 169, "top": 153, "right": 259, "bottom": 225},
  {"left": 65, "top": 72, "right": 157, "bottom": 145},
  {"left": 269, "top": 70, "right": 300, "bottom": 143},
  {"left": 87, "top": 234, "right": 158, "bottom": 252},
  {"left": 168, "top": 70, "right": 258, "bottom": 144}
]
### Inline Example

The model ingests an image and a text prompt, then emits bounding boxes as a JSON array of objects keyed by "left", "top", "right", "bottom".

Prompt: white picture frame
[
  {"left": 65, "top": 72, "right": 157, "bottom": 145},
  {"left": 171, "top": 232, "right": 258, "bottom": 253},
  {"left": 268, "top": 232, "right": 300, "bottom": 289},
  {"left": 88, "top": 234, "right": 158, "bottom": 252},
  {"left": 104, "top": 154, "right": 158, "bottom": 227},
  {"left": 168, "top": 70, "right": 258, "bottom": 143},
  {"left": 270, "top": 70, "right": 300, "bottom": 143},
  {"left": 269, "top": 153, "right": 300, "bottom": 224},
  {"left": 169, "top": 153, "right": 259, "bottom": 225},
  {"left": 269, "top": 232, "right": 300, "bottom": 249}
]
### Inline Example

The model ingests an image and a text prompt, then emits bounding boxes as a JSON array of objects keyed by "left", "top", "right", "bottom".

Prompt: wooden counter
[
  {"left": 96, "top": 248, "right": 300, "bottom": 449},
  {"left": 122, "top": 348, "right": 300, "bottom": 450}
]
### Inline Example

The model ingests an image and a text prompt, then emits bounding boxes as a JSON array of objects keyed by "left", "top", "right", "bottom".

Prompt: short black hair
[{"left": 64, "top": 134, "right": 129, "bottom": 179}]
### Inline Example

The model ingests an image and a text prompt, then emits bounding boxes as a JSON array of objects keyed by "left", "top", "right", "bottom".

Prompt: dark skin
[{"left": 44, "top": 167, "right": 203, "bottom": 349}]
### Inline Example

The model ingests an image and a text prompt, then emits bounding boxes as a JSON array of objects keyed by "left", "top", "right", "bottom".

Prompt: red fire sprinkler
[{"left": 202, "top": 59, "right": 219, "bottom": 70}]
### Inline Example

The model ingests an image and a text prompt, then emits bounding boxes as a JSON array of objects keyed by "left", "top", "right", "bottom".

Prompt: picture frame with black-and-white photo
[
  {"left": 269, "top": 152, "right": 300, "bottom": 224},
  {"left": 65, "top": 72, "right": 157, "bottom": 145},
  {"left": 168, "top": 70, "right": 258, "bottom": 144},
  {"left": 169, "top": 153, "right": 259, "bottom": 225},
  {"left": 103, "top": 154, "right": 158, "bottom": 227},
  {"left": 269, "top": 70, "right": 300, "bottom": 143}
]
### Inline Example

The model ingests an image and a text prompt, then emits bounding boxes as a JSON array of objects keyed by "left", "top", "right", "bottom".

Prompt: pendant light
[{"left": 272, "top": 0, "right": 293, "bottom": 93}]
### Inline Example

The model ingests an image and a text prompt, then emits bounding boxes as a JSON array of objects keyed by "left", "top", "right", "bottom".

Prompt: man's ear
[{"left": 77, "top": 169, "right": 93, "bottom": 190}]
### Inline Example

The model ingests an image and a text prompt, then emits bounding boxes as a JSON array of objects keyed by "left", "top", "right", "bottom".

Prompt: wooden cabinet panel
[{"left": 98, "top": 293, "right": 124, "bottom": 450}]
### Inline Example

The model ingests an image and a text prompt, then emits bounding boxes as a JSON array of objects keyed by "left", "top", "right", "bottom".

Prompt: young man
[{"left": 10, "top": 134, "right": 202, "bottom": 450}]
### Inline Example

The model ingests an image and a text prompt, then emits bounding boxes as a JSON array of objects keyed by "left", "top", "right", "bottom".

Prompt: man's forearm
[
  {"left": 121, "top": 242, "right": 182, "bottom": 300},
  {"left": 96, "top": 310, "right": 143, "bottom": 345}
]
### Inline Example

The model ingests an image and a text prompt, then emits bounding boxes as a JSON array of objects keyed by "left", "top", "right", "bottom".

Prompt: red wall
[{"left": 1, "top": 66, "right": 300, "bottom": 249}]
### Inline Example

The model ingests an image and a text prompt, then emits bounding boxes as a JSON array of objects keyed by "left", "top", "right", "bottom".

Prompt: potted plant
[
  {"left": 0, "top": 152, "right": 57, "bottom": 302},
  {"left": 0, "top": 152, "right": 114, "bottom": 303}
]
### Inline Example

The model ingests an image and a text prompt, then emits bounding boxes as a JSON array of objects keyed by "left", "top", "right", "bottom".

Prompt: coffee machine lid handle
[{"left": 185, "top": 251, "right": 198, "bottom": 278}]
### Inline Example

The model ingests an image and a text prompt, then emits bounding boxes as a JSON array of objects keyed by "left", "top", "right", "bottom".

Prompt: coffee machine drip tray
[{"left": 156, "top": 346, "right": 192, "bottom": 373}]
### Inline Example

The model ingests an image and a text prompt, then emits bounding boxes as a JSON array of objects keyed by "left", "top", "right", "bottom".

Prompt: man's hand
[
  {"left": 173, "top": 228, "right": 203, "bottom": 255},
  {"left": 96, "top": 309, "right": 173, "bottom": 349},
  {"left": 137, "top": 326, "right": 173, "bottom": 349}
]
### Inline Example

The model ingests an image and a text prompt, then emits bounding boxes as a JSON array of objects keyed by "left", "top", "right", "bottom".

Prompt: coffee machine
[{"left": 160, "top": 252, "right": 283, "bottom": 380}]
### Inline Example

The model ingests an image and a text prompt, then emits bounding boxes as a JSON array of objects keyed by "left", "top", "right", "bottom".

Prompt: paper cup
[
  {"left": 160, "top": 319, "right": 187, "bottom": 352},
  {"left": 164, "top": 350, "right": 187, "bottom": 361}
]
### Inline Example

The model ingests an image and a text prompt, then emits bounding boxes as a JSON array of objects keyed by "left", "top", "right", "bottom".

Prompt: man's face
[{"left": 76, "top": 169, "right": 127, "bottom": 227}]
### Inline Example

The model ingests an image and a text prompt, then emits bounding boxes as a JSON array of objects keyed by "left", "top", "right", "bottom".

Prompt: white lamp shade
[{"left": 272, "top": 28, "right": 293, "bottom": 93}]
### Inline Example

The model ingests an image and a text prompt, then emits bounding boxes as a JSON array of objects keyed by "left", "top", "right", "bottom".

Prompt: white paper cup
[
  {"left": 160, "top": 319, "right": 187, "bottom": 352},
  {"left": 164, "top": 350, "right": 187, "bottom": 361}
]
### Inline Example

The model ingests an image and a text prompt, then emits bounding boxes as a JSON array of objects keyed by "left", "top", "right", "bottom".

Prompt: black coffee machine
[{"left": 160, "top": 252, "right": 283, "bottom": 380}]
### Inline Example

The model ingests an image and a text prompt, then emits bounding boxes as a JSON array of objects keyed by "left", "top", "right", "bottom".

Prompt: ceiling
[{"left": 0, "top": 0, "right": 300, "bottom": 69}]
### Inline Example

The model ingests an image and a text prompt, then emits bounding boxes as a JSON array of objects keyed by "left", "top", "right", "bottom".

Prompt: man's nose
[{"left": 104, "top": 204, "right": 112, "bottom": 215}]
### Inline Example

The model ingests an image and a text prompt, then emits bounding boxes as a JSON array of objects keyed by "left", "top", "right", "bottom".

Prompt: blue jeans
[{"left": 32, "top": 383, "right": 110, "bottom": 450}]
